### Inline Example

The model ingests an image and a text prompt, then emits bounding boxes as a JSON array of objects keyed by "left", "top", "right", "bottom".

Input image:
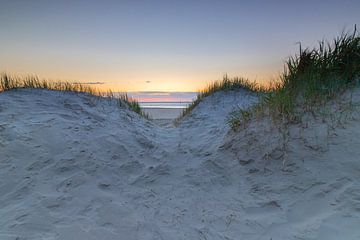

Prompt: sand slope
[{"left": 0, "top": 88, "right": 359, "bottom": 239}]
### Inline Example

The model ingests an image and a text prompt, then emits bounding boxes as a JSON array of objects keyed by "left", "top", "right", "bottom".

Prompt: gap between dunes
[{"left": 0, "top": 88, "right": 360, "bottom": 240}]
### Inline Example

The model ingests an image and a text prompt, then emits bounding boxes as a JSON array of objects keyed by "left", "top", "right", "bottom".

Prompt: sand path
[{"left": 0, "top": 88, "right": 359, "bottom": 239}]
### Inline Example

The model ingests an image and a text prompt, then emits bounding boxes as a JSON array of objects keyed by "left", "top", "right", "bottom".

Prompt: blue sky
[{"left": 1, "top": 0, "right": 359, "bottom": 91}]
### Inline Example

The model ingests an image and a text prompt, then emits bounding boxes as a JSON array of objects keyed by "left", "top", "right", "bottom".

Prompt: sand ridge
[{"left": 0, "top": 88, "right": 359, "bottom": 239}]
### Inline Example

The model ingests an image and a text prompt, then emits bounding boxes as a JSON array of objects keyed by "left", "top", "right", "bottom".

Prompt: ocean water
[
  {"left": 139, "top": 102, "right": 191, "bottom": 119},
  {"left": 126, "top": 92, "right": 197, "bottom": 120},
  {"left": 139, "top": 102, "right": 191, "bottom": 109}
]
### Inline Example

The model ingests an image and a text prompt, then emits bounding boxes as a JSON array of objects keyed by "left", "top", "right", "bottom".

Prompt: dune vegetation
[
  {"left": 261, "top": 27, "right": 360, "bottom": 121},
  {"left": 178, "top": 75, "right": 266, "bottom": 119},
  {"left": 0, "top": 73, "right": 148, "bottom": 118},
  {"left": 1, "top": 28, "right": 360, "bottom": 240},
  {"left": 2, "top": 27, "right": 359, "bottom": 126},
  {"left": 181, "top": 27, "right": 360, "bottom": 129}
]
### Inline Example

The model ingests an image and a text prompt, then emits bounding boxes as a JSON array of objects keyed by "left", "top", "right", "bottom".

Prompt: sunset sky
[{"left": 1, "top": 0, "right": 360, "bottom": 92}]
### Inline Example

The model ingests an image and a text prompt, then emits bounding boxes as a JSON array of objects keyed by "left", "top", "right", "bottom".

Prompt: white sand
[
  {"left": 142, "top": 108, "right": 184, "bottom": 120},
  {"left": 0, "top": 88, "right": 359, "bottom": 239}
]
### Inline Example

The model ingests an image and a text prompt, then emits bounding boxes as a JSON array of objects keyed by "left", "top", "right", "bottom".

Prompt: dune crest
[{"left": 1, "top": 87, "right": 360, "bottom": 239}]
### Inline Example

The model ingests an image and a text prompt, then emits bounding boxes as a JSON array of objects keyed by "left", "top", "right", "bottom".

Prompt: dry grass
[
  {"left": 0, "top": 73, "right": 149, "bottom": 118},
  {"left": 228, "top": 26, "right": 360, "bottom": 129},
  {"left": 178, "top": 75, "right": 266, "bottom": 120}
]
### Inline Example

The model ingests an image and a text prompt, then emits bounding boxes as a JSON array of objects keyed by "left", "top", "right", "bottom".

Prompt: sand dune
[{"left": 1, "top": 88, "right": 360, "bottom": 239}]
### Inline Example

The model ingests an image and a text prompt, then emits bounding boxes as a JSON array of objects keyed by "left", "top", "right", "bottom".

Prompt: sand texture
[{"left": 0, "top": 88, "right": 359, "bottom": 239}]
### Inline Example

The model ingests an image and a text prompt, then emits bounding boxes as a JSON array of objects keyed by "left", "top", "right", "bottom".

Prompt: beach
[
  {"left": 132, "top": 93, "right": 197, "bottom": 120},
  {"left": 142, "top": 107, "right": 184, "bottom": 119},
  {"left": 2, "top": 1, "right": 360, "bottom": 239},
  {"left": 1, "top": 87, "right": 360, "bottom": 239},
  {"left": 139, "top": 102, "right": 189, "bottom": 119}
]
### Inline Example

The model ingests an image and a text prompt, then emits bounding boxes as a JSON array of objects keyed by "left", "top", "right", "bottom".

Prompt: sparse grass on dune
[
  {"left": 178, "top": 75, "right": 266, "bottom": 120},
  {"left": 228, "top": 26, "right": 360, "bottom": 129},
  {"left": 3, "top": 27, "right": 359, "bottom": 125},
  {"left": 0, "top": 73, "right": 149, "bottom": 118}
]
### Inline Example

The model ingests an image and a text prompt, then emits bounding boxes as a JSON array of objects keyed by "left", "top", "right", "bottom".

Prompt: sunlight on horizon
[
  {"left": 1, "top": 68, "right": 281, "bottom": 92},
  {"left": 1, "top": 1, "right": 359, "bottom": 92}
]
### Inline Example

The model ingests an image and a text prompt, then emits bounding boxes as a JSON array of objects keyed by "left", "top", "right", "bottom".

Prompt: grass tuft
[
  {"left": 0, "top": 73, "right": 149, "bottom": 118},
  {"left": 229, "top": 26, "right": 360, "bottom": 129},
  {"left": 269, "top": 26, "right": 360, "bottom": 120},
  {"left": 178, "top": 75, "right": 266, "bottom": 120}
]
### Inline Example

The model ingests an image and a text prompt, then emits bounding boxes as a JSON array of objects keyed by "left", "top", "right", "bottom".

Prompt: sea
[{"left": 127, "top": 92, "right": 197, "bottom": 119}]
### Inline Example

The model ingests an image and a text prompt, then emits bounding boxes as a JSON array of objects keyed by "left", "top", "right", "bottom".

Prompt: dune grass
[
  {"left": 228, "top": 27, "right": 360, "bottom": 129},
  {"left": 178, "top": 75, "right": 266, "bottom": 120},
  {"left": 2, "top": 28, "right": 359, "bottom": 125},
  {"left": 0, "top": 73, "right": 149, "bottom": 118}
]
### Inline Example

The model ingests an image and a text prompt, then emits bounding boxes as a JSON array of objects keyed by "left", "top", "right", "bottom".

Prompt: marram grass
[
  {"left": 0, "top": 73, "right": 149, "bottom": 118},
  {"left": 2, "top": 27, "right": 359, "bottom": 126},
  {"left": 227, "top": 26, "right": 360, "bottom": 129},
  {"left": 178, "top": 75, "right": 267, "bottom": 120},
  {"left": 178, "top": 27, "right": 360, "bottom": 128}
]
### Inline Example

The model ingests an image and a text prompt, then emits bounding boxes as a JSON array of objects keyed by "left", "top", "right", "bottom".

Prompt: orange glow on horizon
[
  {"left": 88, "top": 68, "right": 281, "bottom": 93},
  {"left": 2, "top": 64, "right": 281, "bottom": 93}
]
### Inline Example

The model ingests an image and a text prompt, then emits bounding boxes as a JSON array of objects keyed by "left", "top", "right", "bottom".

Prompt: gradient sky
[{"left": 1, "top": 0, "right": 359, "bottom": 92}]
